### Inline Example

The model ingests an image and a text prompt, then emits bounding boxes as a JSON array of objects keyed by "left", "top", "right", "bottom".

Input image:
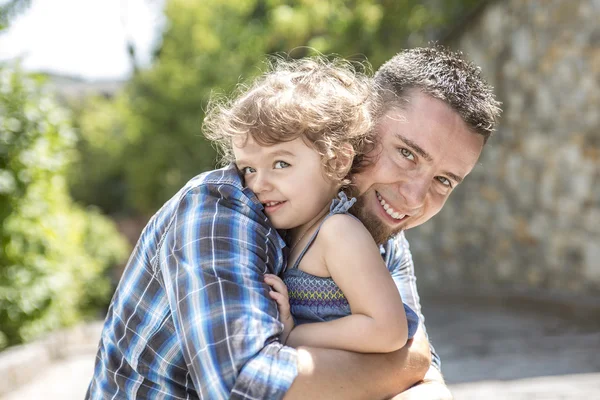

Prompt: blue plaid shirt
[
  {"left": 382, "top": 228, "right": 441, "bottom": 372},
  {"left": 86, "top": 164, "right": 439, "bottom": 400}
]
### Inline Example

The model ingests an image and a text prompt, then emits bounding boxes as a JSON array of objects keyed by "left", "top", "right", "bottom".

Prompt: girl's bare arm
[{"left": 286, "top": 214, "right": 409, "bottom": 353}]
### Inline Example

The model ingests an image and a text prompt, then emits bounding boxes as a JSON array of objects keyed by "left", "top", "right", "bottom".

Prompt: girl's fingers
[
  {"left": 269, "top": 291, "right": 290, "bottom": 311},
  {"left": 264, "top": 275, "right": 289, "bottom": 297},
  {"left": 264, "top": 273, "right": 284, "bottom": 284}
]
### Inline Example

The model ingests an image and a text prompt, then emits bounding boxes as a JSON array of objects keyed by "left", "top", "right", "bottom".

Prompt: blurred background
[{"left": 0, "top": 0, "right": 598, "bottom": 398}]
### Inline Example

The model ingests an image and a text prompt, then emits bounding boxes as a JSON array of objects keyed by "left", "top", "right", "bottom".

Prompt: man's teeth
[{"left": 376, "top": 193, "right": 406, "bottom": 220}]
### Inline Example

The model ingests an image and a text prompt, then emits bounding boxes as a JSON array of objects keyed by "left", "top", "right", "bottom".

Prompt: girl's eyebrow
[
  {"left": 269, "top": 149, "right": 295, "bottom": 158},
  {"left": 235, "top": 149, "right": 295, "bottom": 167}
]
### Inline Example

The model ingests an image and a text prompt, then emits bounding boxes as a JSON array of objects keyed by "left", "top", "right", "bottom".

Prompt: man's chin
[
  {"left": 348, "top": 190, "right": 400, "bottom": 245},
  {"left": 363, "top": 217, "right": 398, "bottom": 245}
]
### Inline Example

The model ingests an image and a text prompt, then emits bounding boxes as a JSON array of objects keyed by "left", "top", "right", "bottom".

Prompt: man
[{"left": 86, "top": 47, "right": 500, "bottom": 399}]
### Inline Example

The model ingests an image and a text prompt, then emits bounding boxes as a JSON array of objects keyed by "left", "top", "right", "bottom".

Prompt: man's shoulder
[
  {"left": 186, "top": 164, "right": 244, "bottom": 191},
  {"left": 382, "top": 231, "right": 409, "bottom": 253},
  {"left": 381, "top": 231, "right": 412, "bottom": 271},
  {"left": 146, "top": 164, "right": 261, "bottom": 231},
  {"left": 178, "top": 164, "right": 260, "bottom": 205}
]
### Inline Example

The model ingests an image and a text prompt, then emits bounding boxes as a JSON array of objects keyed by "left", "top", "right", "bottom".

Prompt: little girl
[{"left": 204, "top": 57, "right": 418, "bottom": 353}]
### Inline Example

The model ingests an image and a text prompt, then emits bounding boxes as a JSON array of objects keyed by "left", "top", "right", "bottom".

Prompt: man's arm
[
  {"left": 160, "top": 183, "right": 297, "bottom": 399},
  {"left": 284, "top": 328, "right": 430, "bottom": 400},
  {"left": 389, "top": 366, "right": 453, "bottom": 400}
]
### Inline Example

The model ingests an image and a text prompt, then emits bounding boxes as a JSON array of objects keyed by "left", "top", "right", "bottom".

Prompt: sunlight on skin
[{"left": 296, "top": 348, "right": 315, "bottom": 375}]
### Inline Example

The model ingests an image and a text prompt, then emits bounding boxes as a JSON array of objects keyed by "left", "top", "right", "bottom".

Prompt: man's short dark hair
[{"left": 374, "top": 46, "right": 502, "bottom": 143}]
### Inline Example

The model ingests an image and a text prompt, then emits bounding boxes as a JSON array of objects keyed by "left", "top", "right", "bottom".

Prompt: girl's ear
[{"left": 334, "top": 142, "right": 355, "bottom": 179}]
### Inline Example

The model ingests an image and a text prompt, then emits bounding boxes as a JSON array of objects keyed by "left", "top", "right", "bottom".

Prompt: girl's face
[{"left": 233, "top": 136, "right": 340, "bottom": 232}]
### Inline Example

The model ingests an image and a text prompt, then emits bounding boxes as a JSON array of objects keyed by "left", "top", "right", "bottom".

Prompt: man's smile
[{"left": 375, "top": 191, "right": 410, "bottom": 222}]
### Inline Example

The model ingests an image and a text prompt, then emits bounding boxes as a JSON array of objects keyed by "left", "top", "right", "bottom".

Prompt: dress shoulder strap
[{"left": 289, "top": 192, "right": 357, "bottom": 270}]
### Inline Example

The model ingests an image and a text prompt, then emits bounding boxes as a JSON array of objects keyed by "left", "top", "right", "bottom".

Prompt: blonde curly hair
[{"left": 203, "top": 56, "right": 380, "bottom": 184}]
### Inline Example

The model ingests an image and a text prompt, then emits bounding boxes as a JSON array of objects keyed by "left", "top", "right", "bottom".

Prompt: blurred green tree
[
  {"left": 0, "top": 0, "right": 32, "bottom": 31},
  {"left": 72, "top": 0, "right": 482, "bottom": 216},
  {"left": 0, "top": 68, "right": 130, "bottom": 350}
]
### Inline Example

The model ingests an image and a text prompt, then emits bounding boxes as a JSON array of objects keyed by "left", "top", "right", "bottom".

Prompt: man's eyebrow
[
  {"left": 395, "top": 133, "right": 432, "bottom": 162},
  {"left": 395, "top": 133, "right": 464, "bottom": 184},
  {"left": 445, "top": 172, "right": 464, "bottom": 185}
]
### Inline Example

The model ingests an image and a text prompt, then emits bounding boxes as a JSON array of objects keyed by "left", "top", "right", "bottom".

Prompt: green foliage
[
  {"left": 0, "top": 0, "right": 32, "bottom": 31},
  {"left": 72, "top": 0, "right": 482, "bottom": 216},
  {"left": 68, "top": 95, "right": 133, "bottom": 215},
  {"left": 0, "top": 67, "right": 130, "bottom": 350}
]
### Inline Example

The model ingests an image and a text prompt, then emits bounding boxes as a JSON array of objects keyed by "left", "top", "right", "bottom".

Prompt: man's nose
[{"left": 399, "top": 178, "right": 429, "bottom": 210}]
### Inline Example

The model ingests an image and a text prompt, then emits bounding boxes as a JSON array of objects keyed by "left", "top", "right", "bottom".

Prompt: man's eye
[
  {"left": 399, "top": 148, "right": 415, "bottom": 161},
  {"left": 274, "top": 161, "right": 290, "bottom": 169},
  {"left": 241, "top": 166, "right": 255, "bottom": 174},
  {"left": 437, "top": 176, "right": 452, "bottom": 187}
]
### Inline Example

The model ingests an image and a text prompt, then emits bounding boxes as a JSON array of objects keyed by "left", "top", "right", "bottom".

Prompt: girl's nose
[{"left": 251, "top": 171, "right": 273, "bottom": 193}]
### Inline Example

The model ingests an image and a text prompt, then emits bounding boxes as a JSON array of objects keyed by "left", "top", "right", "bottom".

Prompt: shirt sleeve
[
  {"left": 384, "top": 232, "right": 442, "bottom": 371},
  {"left": 158, "top": 183, "right": 298, "bottom": 400}
]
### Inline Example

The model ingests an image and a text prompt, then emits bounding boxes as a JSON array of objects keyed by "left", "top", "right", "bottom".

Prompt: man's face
[{"left": 349, "top": 92, "right": 485, "bottom": 244}]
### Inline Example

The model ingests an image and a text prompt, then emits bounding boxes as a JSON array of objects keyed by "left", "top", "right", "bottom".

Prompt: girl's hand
[{"left": 264, "top": 273, "right": 294, "bottom": 343}]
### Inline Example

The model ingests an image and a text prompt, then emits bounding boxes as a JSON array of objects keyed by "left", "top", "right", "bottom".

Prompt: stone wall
[{"left": 409, "top": 0, "right": 600, "bottom": 295}]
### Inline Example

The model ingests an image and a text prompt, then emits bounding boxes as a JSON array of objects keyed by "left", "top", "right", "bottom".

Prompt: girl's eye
[
  {"left": 241, "top": 166, "right": 256, "bottom": 175},
  {"left": 437, "top": 176, "right": 452, "bottom": 187},
  {"left": 399, "top": 148, "right": 415, "bottom": 161},
  {"left": 274, "top": 161, "right": 290, "bottom": 169}
]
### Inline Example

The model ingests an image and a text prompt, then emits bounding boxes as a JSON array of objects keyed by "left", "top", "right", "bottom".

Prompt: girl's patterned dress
[{"left": 283, "top": 192, "right": 419, "bottom": 338}]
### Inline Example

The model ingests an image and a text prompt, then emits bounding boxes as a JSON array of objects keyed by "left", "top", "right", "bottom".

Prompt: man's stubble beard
[{"left": 345, "top": 185, "right": 403, "bottom": 245}]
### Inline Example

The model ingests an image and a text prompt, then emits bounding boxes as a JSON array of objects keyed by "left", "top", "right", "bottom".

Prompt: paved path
[
  {"left": 2, "top": 353, "right": 93, "bottom": 400},
  {"left": 2, "top": 295, "right": 599, "bottom": 399},
  {"left": 422, "top": 295, "right": 600, "bottom": 398}
]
